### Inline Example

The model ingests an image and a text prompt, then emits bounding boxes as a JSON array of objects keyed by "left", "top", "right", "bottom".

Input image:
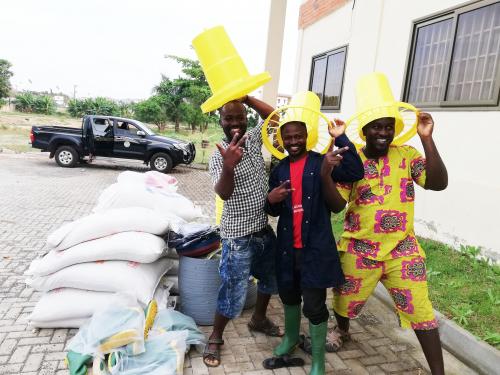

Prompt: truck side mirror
[{"left": 137, "top": 131, "right": 146, "bottom": 137}]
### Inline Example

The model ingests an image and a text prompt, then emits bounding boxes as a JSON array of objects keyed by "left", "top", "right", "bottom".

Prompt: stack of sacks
[
  {"left": 26, "top": 207, "right": 176, "bottom": 328},
  {"left": 93, "top": 171, "right": 203, "bottom": 223}
]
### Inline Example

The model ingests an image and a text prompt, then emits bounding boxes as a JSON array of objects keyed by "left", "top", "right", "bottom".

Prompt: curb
[{"left": 373, "top": 283, "right": 500, "bottom": 375}]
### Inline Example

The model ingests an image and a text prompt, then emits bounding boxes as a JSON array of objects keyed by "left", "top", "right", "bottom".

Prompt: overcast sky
[{"left": 0, "top": 0, "right": 301, "bottom": 101}]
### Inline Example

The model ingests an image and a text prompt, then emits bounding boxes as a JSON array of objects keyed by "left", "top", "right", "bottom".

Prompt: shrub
[
  {"left": 68, "top": 97, "right": 121, "bottom": 118},
  {"left": 15, "top": 92, "right": 55, "bottom": 114}
]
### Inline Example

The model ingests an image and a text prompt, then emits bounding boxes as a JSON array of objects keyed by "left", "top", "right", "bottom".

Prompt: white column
[{"left": 262, "top": 0, "right": 288, "bottom": 107}]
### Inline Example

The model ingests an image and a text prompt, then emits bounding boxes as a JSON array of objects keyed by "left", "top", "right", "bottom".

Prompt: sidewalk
[{"left": 0, "top": 153, "right": 478, "bottom": 374}]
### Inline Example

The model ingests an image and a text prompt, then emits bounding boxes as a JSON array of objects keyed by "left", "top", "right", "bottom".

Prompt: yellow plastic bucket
[
  {"left": 276, "top": 91, "right": 320, "bottom": 150},
  {"left": 345, "top": 72, "right": 418, "bottom": 147},
  {"left": 192, "top": 26, "right": 271, "bottom": 113},
  {"left": 262, "top": 91, "right": 333, "bottom": 159},
  {"left": 215, "top": 194, "right": 224, "bottom": 225}
]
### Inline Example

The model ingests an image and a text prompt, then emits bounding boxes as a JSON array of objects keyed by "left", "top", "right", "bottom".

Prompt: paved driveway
[{"left": 0, "top": 153, "right": 475, "bottom": 374}]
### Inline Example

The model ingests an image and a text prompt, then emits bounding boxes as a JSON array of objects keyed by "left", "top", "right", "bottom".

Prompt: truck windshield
[{"left": 134, "top": 121, "right": 155, "bottom": 136}]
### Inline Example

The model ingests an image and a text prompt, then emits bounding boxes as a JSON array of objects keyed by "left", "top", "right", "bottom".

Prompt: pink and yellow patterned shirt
[{"left": 336, "top": 145, "right": 427, "bottom": 261}]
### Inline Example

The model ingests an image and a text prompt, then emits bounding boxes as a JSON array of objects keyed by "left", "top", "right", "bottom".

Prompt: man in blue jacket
[{"left": 263, "top": 118, "right": 364, "bottom": 374}]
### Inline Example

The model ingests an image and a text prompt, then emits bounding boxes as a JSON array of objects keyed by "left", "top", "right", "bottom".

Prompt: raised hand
[
  {"left": 321, "top": 144, "right": 349, "bottom": 178},
  {"left": 328, "top": 118, "right": 346, "bottom": 139},
  {"left": 268, "top": 180, "right": 293, "bottom": 204},
  {"left": 417, "top": 112, "right": 434, "bottom": 139},
  {"left": 216, "top": 133, "right": 247, "bottom": 169}
]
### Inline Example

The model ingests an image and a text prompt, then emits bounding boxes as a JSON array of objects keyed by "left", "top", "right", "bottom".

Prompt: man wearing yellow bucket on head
[
  {"left": 324, "top": 73, "right": 448, "bottom": 375},
  {"left": 193, "top": 26, "right": 284, "bottom": 368},
  {"left": 205, "top": 96, "right": 283, "bottom": 367},
  {"left": 262, "top": 91, "right": 364, "bottom": 374}
]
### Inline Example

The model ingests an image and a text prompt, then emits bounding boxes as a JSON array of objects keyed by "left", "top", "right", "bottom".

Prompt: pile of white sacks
[{"left": 25, "top": 171, "right": 202, "bottom": 328}]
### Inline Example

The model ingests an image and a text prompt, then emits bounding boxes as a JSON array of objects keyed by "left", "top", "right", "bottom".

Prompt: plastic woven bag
[
  {"left": 151, "top": 309, "right": 206, "bottom": 353},
  {"left": 67, "top": 294, "right": 145, "bottom": 357},
  {"left": 108, "top": 330, "right": 188, "bottom": 375}
]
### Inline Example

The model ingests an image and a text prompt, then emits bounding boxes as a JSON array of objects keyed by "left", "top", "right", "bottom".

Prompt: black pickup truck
[{"left": 30, "top": 115, "right": 195, "bottom": 173}]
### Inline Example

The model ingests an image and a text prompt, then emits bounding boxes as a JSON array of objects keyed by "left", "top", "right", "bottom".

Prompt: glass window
[
  {"left": 92, "top": 118, "right": 112, "bottom": 135},
  {"left": 408, "top": 19, "right": 454, "bottom": 103},
  {"left": 309, "top": 46, "right": 347, "bottom": 110},
  {"left": 405, "top": 1, "right": 500, "bottom": 107}
]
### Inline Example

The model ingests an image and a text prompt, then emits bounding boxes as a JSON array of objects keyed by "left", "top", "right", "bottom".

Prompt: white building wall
[{"left": 295, "top": 0, "right": 500, "bottom": 260}]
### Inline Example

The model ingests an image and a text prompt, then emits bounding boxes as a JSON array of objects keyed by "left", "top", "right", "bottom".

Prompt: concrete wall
[{"left": 294, "top": 0, "right": 500, "bottom": 261}]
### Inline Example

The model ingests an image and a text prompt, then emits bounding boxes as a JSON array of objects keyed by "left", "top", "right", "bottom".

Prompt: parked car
[{"left": 30, "top": 115, "right": 195, "bottom": 173}]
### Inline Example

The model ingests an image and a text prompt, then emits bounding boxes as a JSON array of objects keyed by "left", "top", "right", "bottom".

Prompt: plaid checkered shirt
[{"left": 209, "top": 123, "right": 268, "bottom": 239}]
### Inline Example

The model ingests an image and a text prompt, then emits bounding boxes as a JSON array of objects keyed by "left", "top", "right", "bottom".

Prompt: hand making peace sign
[
  {"left": 268, "top": 180, "right": 294, "bottom": 205},
  {"left": 216, "top": 133, "right": 248, "bottom": 169}
]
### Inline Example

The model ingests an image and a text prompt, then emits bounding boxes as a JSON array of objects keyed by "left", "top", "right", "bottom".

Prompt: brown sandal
[
  {"left": 299, "top": 326, "right": 350, "bottom": 354},
  {"left": 325, "top": 326, "right": 350, "bottom": 352},
  {"left": 247, "top": 317, "right": 283, "bottom": 337},
  {"left": 203, "top": 338, "right": 224, "bottom": 367}
]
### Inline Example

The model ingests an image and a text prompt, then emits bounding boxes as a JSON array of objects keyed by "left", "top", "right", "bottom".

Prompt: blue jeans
[{"left": 217, "top": 226, "right": 278, "bottom": 319}]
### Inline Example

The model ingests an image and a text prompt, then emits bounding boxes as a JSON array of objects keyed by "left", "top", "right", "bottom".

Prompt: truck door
[
  {"left": 113, "top": 120, "right": 148, "bottom": 159},
  {"left": 91, "top": 117, "right": 114, "bottom": 156}
]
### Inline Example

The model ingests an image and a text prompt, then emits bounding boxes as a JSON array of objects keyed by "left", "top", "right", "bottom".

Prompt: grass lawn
[
  {"left": 0, "top": 124, "right": 32, "bottom": 152},
  {"left": 158, "top": 123, "right": 224, "bottom": 165},
  {"left": 422, "top": 238, "right": 500, "bottom": 348},
  {"left": 0, "top": 111, "right": 81, "bottom": 153},
  {"left": 331, "top": 213, "right": 500, "bottom": 348}
]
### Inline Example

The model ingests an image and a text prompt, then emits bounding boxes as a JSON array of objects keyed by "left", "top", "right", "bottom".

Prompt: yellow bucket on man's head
[
  {"left": 192, "top": 26, "right": 271, "bottom": 113},
  {"left": 345, "top": 72, "right": 418, "bottom": 147},
  {"left": 276, "top": 91, "right": 320, "bottom": 151},
  {"left": 262, "top": 91, "right": 333, "bottom": 159}
]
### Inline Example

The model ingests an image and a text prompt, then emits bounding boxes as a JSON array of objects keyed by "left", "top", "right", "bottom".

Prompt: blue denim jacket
[{"left": 265, "top": 135, "right": 364, "bottom": 289}]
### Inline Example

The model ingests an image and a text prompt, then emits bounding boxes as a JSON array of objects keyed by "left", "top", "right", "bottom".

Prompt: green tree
[
  {"left": 0, "top": 59, "right": 13, "bottom": 104},
  {"left": 247, "top": 107, "right": 259, "bottom": 129},
  {"left": 166, "top": 55, "right": 214, "bottom": 132},
  {"left": 67, "top": 97, "right": 120, "bottom": 117},
  {"left": 153, "top": 76, "right": 189, "bottom": 132},
  {"left": 134, "top": 96, "right": 167, "bottom": 131},
  {"left": 15, "top": 92, "right": 36, "bottom": 112},
  {"left": 118, "top": 101, "right": 134, "bottom": 118},
  {"left": 33, "top": 95, "right": 56, "bottom": 114},
  {"left": 15, "top": 92, "right": 55, "bottom": 114},
  {"left": 133, "top": 56, "right": 216, "bottom": 133}
]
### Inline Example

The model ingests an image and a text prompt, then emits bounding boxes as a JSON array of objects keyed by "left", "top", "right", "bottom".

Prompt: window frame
[
  {"left": 402, "top": 0, "right": 500, "bottom": 110},
  {"left": 308, "top": 45, "right": 348, "bottom": 111}
]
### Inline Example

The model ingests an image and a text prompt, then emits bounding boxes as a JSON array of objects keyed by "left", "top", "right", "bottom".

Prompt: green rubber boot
[
  {"left": 309, "top": 321, "right": 327, "bottom": 375},
  {"left": 273, "top": 304, "right": 301, "bottom": 356}
]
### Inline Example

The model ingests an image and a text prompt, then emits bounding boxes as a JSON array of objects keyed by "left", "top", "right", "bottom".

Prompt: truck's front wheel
[
  {"left": 55, "top": 146, "right": 78, "bottom": 168},
  {"left": 150, "top": 152, "right": 173, "bottom": 173}
]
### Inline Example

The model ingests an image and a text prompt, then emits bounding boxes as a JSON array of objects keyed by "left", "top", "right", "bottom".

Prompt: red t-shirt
[{"left": 289, "top": 156, "right": 307, "bottom": 248}]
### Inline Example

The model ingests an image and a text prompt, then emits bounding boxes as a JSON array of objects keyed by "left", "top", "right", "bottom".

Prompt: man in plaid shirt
[{"left": 204, "top": 95, "right": 282, "bottom": 367}]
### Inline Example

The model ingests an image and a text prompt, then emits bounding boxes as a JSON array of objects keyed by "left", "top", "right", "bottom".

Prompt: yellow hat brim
[
  {"left": 200, "top": 72, "right": 271, "bottom": 113},
  {"left": 346, "top": 102, "right": 418, "bottom": 147},
  {"left": 262, "top": 105, "right": 333, "bottom": 160}
]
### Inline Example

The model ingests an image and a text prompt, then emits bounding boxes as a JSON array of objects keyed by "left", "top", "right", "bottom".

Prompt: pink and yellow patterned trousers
[{"left": 332, "top": 251, "right": 438, "bottom": 330}]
